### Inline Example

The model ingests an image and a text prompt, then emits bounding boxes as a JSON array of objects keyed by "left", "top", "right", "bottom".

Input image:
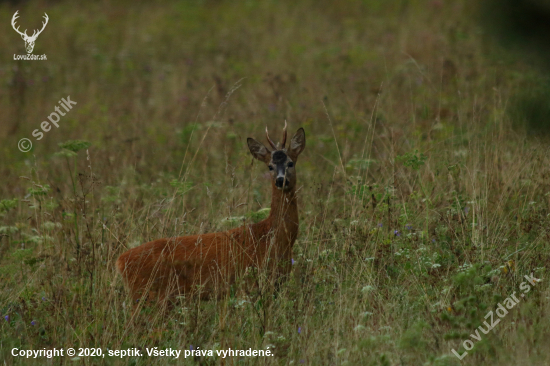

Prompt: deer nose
[{"left": 275, "top": 177, "right": 288, "bottom": 188}]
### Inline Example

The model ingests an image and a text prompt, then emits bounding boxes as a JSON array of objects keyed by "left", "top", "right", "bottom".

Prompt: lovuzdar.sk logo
[{"left": 11, "top": 10, "right": 48, "bottom": 61}]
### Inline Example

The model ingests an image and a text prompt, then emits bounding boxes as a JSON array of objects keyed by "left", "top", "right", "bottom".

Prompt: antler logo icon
[{"left": 11, "top": 11, "right": 49, "bottom": 54}]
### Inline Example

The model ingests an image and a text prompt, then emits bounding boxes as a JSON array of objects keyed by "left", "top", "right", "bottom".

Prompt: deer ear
[
  {"left": 288, "top": 128, "right": 305, "bottom": 160},
  {"left": 247, "top": 138, "right": 270, "bottom": 163}
]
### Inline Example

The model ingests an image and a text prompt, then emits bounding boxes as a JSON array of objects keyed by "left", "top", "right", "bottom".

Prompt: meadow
[{"left": 1, "top": 0, "right": 550, "bottom": 365}]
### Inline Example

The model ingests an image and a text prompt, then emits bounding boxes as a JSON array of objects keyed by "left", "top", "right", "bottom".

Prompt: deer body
[{"left": 116, "top": 125, "right": 305, "bottom": 303}]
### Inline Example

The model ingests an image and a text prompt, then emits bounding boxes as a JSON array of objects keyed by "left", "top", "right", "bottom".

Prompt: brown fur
[{"left": 116, "top": 127, "right": 305, "bottom": 305}]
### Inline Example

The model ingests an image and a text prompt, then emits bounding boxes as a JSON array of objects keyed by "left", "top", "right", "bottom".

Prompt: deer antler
[
  {"left": 281, "top": 120, "right": 288, "bottom": 149},
  {"left": 265, "top": 126, "right": 277, "bottom": 150},
  {"left": 11, "top": 11, "right": 28, "bottom": 38},
  {"left": 29, "top": 13, "right": 48, "bottom": 40},
  {"left": 12, "top": 12, "right": 48, "bottom": 41}
]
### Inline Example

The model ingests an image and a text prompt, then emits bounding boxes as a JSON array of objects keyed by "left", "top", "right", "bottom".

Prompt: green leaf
[
  {"left": 54, "top": 150, "right": 78, "bottom": 158},
  {"left": 396, "top": 150, "right": 427, "bottom": 170},
  {"left": 0, "top": 199, "right": 18, "bottom": 212},
  {"left": 27, "top": 185, "right": 50, "bottom": 197},
  {"left": 58, "top": 140, "right": 91, "bottom": 152}
]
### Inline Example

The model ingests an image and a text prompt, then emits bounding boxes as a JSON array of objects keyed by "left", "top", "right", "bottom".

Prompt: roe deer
[{"left": 116, "top": 123, "right": 306, "bottom": 304}]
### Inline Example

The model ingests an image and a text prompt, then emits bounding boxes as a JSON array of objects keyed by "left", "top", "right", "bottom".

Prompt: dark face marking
[
  {"left": 272, "top": 151, "right": 287, "bottom": 164},
  {"left": 270, "top": 150, "right": 295, "bottom": 190}
]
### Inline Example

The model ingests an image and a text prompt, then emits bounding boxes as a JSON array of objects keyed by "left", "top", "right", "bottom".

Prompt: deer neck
[{"left": 268, "top": 185, "right": 299, "bottom": 244}]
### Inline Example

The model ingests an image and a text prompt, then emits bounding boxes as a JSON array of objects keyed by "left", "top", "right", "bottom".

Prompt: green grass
[{"left": 1, "top": 0, "right": 550, "bottom": 365}]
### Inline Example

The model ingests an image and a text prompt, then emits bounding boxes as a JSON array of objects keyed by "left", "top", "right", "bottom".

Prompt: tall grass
[{"left": 1, "top": 0, "right": 550, "bottom": 365}]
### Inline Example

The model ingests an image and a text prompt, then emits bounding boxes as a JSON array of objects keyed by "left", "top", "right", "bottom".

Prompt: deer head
[
  {"left": 247, "top": 121, "right": 306, "bottom": 192},
  {"left": 11, "top": 11, "right": 49, "bottom": 54}
]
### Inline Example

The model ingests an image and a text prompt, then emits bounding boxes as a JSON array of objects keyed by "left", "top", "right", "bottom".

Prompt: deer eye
[
  {"left": 268, "top": 166, "right": 274, "bottom": 171},
  {"left": 288, "top": 162, "right": 294, "bottom": 168}
]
